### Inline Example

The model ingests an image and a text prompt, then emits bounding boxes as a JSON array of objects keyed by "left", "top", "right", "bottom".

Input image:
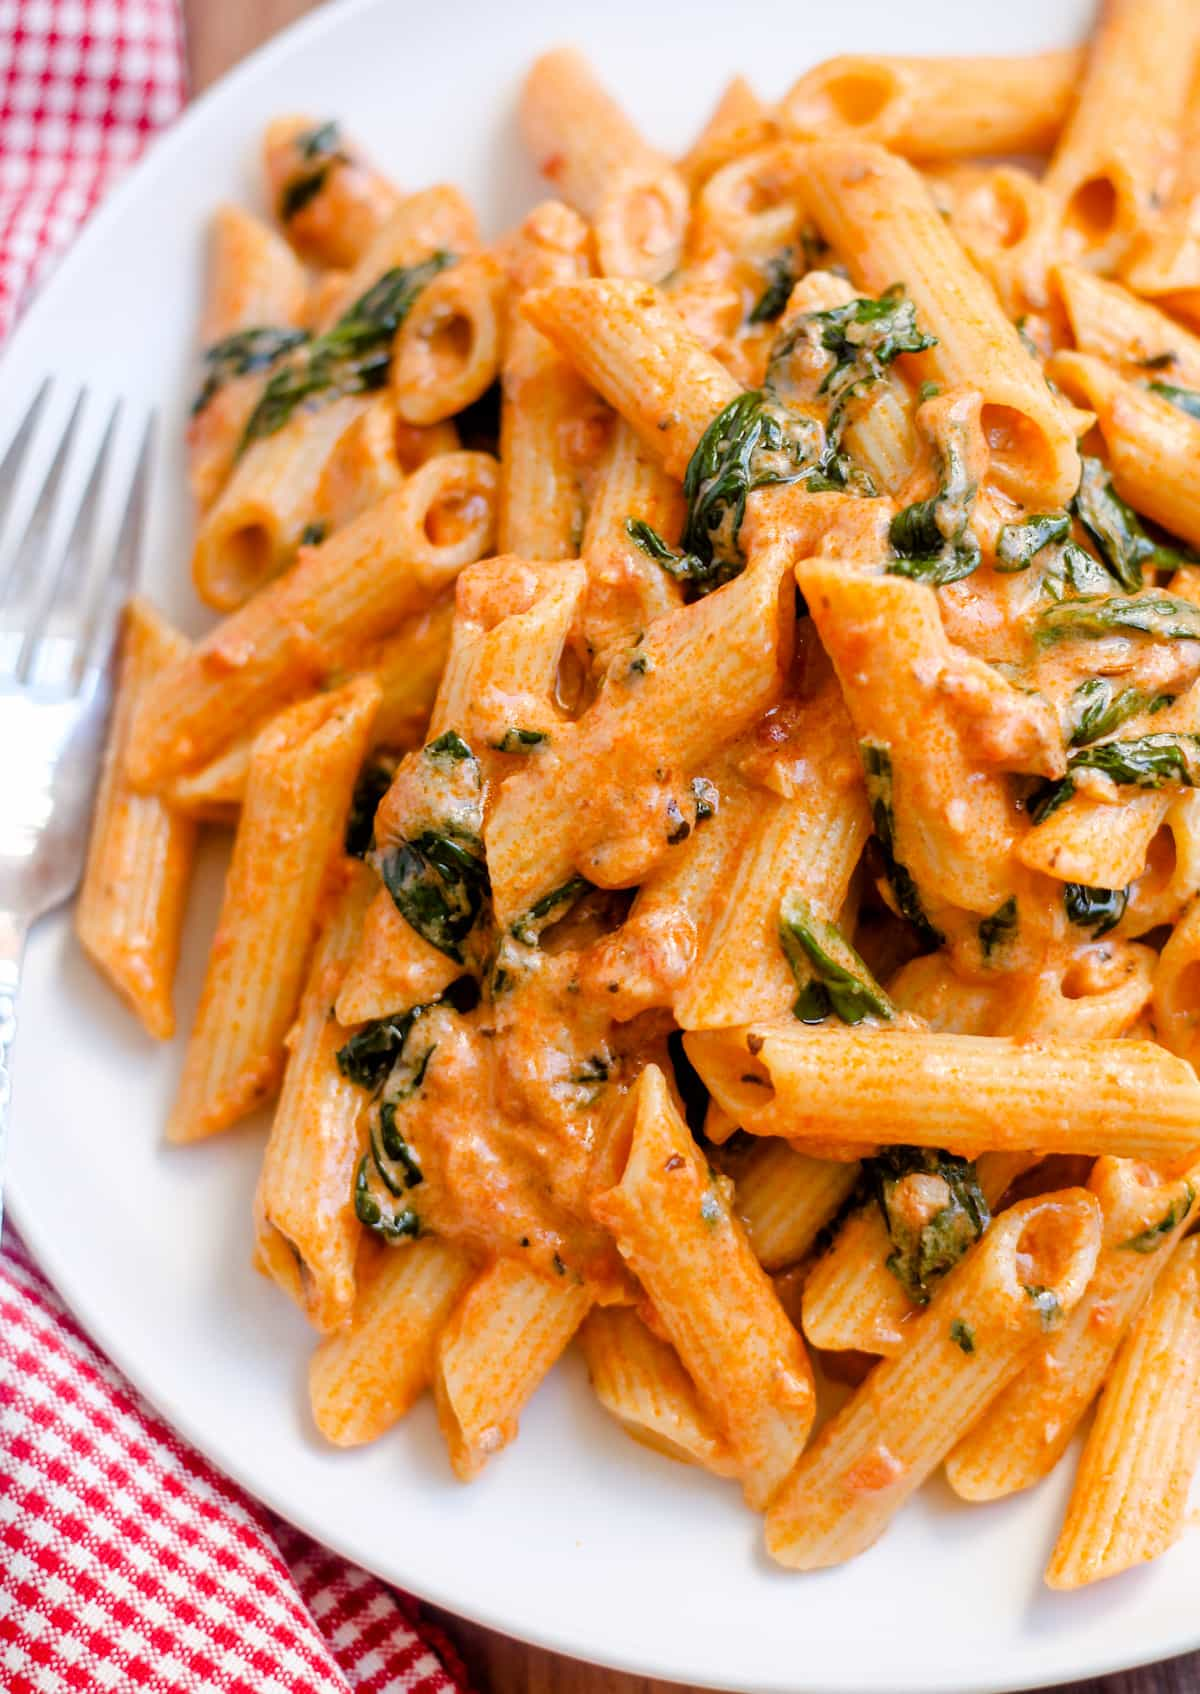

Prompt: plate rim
[{"left": 5, "top": 1, "right": 1200, "bottom": 1687}]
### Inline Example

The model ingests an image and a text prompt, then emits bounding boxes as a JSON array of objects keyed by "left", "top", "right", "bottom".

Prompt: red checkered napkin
[{"left": 0, "top": 5, "right": 473, "bottom": 1690}]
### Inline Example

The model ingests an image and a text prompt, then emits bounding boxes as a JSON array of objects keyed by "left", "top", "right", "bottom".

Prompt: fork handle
[{"left": 0, "top": 910, "right": 29, "bottom": 1244}]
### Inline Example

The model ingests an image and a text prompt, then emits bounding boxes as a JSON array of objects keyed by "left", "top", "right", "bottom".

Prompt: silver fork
[{"left": 0, "top": 380, "right": 152, "bottom": 1239}]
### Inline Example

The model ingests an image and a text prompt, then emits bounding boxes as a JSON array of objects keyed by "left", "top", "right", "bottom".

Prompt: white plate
[{"left": 5, "top": 0, "right": 1196, "bottom": 1688}]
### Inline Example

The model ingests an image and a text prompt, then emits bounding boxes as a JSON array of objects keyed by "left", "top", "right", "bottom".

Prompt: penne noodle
[
  {"left": 592, "top": 1065, "right": 815, "bottom": 1510},
  {"left": 765, "top": 1191, "right": 1102, "bottom": 1569},
  {"left": 580, "top": 415, "right": 685, "bottom": 671},
  {"left": 1153, "top": 895, "right": 1200, "bottom": 1065},
  {"left": 337, "top": 555, "right": 585, "bottom": 1022},
  {"left": 926, "top": 163, "right": 1061, "bottom": 318},
  {"left": 76, "top": 600, "right": 197, "bottom": 1039},
  {"left": 779, "top": 50, "right": 1083, "bottom": 162},
  {"left": 1046, "top": 1234, "right": 1200, "bottom": 1589},
  {"left": 1121, "top": 59, "right": 1200, "bottom": 322},
  {"left": 522, "top": 277, "right": 740, "bottom": 481},
  {"left": 1054, "top": 263, "right": 1200, "bottom": 387},
  {"left": 674, "top": 675, "right": 871, "bottom": 1028},
  {"left": 686, "top": 1021, "right": 1200, "bottom": 1164},
  {"left": 579, "top": 1305, "right": 738, "bottom": 1475},
  {"left": 433, "top": 1257, "right": 592, "bottom": 1479},
  {"left": 167, "top": 678, "right": 379, "bottom": 1144},
  {"left": 312, "top": 184, "right": 479, "bottom": 331},
  {"left": 264, "top": 115, "right": 401, "bottom": 268},
  {"left": 253, "top": 860, "right": 376, "bottom": 1334},
  {"left": 732, "top": 1141, "right": 862, "bottom": 1275},
  {"left": 1042, "top": 0, "right": 1198, "bottom": 274},
  {"left": 309, "top": 1236, "right": 475, "bottom": 1445},
  {"left": 128, "top": 456, "right": 497, "bottom": 791},
  {"left": 1047, "top": 350, "right": 1200, "bottom": 549},
  {"left": 801, "top": 1152, "right": 1038, "bottom": 1358},
  {"left": 192, "top": 393, "right": 368, "bottom": 611},
  {"left": 677, "top": 75, "right": 776, "bottom": 192},
  {"left": 794, "top": 140, "right": 1080, "bottom": 507},
  {"left": 485, "top": 536, "right": 794, "bottom": 926},
  {"left": 519, "top": 48, "right": 688, "bottom": 282},
  {"left": 391, "top": 251, "right": 506, "bottom": 426},
  {"left": 498, "top": 202, "right": 600, "bottom": 559},
  {"left": 947, "top": 1156, "right": 1200, "bottom": 1502},
  {"left": 187, "top": 204, "right": 307, "bottom": 513}
]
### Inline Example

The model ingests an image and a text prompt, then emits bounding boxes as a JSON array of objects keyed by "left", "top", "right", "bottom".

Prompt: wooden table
[{"left": 181, "top": 5, "right": 1198, "bottom": 1691}]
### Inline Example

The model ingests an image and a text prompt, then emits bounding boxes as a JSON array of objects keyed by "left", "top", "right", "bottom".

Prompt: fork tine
[
  {"left": 0, "top": 376, "right": 52, "bottom": 516},
  {"left": 77, "top": 408, "right": 154, "bottom": 690},
  {"left": 17, "top": 399, "right": 122, "bottom": 683},
  {"left": 0, "top": 386, "right": 86, "bottom": 614}
]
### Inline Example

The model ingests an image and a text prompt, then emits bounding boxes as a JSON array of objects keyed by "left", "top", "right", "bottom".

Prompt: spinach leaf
[
  {"left": 747, "top": 247, "right": 799, "bottom": 325},
  {"left": 491, "top": 728, "right": 548, "bottom": 753},
  {"left": 1120, "top": 1183, "right": 1195, "bottom": 1252},
  {"left": 1024, "top": 1284, "right": 1063, "bottom": 1330},
  {"left": 772, "top": 285, "right": 937, "bottom": 441},
  {"left": 949, "top": 1319, "right": 976, "bottom": 1354},
  {"left": 241, "top": 252, "right": 455, "bottom": 450},
  {"left": 1066, "top": 678, "right": 1175, "bottom": 747},
  {"left": 859, "top": 740, "right": 944, "bottom": 949},
  {"left": 353, "top": 1154, "right": 421, "bottom": 1242},
  {"left": 279, "top": 120, "right": 349, "bottom": 221},
  {"left": 368, "top": 731, "right": 489, "bottom": 962},
  {"left": 510, "top": 875, "right": 593, "bottom": 946},
  {"left": 345, "top": 754, "right": 398, "bottom": 858},
  {"left": 1070, "top": 731, "right": 1200, "bottom": 789},
  {"left": 978, "top": 895, "right": 1018, "bottom": 960},
  {"left": 1038, "top": 540, "right": 1120, "bottom": 601},
  {"left": 888, "top": 419, "right": 980, "bottom": 586},
  {"left": 1072, "top": 456, "right": 1186, "bottom": 591},
  {"left": 994, "top": 512, "right": 1071, "bottom": 572},
  {"left": 1035, "top": 592, "right": 1200, "bottom": 647},
  {"left": 374, "top": 830, "right": 489, "bottom": 962},
  {"left": 300, "top": 520, "right": 328, "bottom": 547},
  {"left": 680, "top": 391, "right": 825, "bottom": 582},
  {"left": 1029, "top": 732, "right": 1200, "bottom": 824},
  {"left": 1063, "top": 881, "right": 1128, "bottom": 937},
  {"left": 1149, "top": 379, "right": 1200, "bottom": 422},
  {"left": 867, "top": 1146, "right": 990, "bottom": 1305},
  {"left": 624, "top": 518, "right": 723, "bottom": 596},
  {"left": 191, "top": 325, "right": 310, "bottom": 416},
  {"left": 778, "top": 889, "right": 894, "bottom": 1025}
]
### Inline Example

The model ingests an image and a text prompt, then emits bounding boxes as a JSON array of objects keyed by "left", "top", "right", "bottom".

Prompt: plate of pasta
[{"left": 9, "top": 0, "right": 1200, "bottom": 1686}]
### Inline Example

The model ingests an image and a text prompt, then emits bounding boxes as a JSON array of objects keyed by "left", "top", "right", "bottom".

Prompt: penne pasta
[
  {"left": 1042, "top": 0, "right": 1198, "bottom": 274},
  {"left": 686, "top": 1022, "right": 1200, "bottom": 1164},
  {"left": 519, "top": 48, "right": 688, "bottom": 282},
  {"left": 253, "top": 859, "right": 376, "bottom": 1334},
  {"left": 794, "top": 140, "right": 1080, "bottom": 507},
  {"left": 433, "top": 1256, "right": 592, "bottom": 1479},
  {"left": 498, "top": 202, "right": 601, "bottom": 559},
  {"left": 76, "top": 599, "right": 197, "bottom": 1039},
  {"left": 392, "top": 251, "right": 506, "bottom": 427},
  {"left": 187, "top": 204, "right": 307, "bottom": 513},
  {"left": 521, "top": 277, "right": 740, "bottom": 481},
  {"left": 765, "top": 1190, "right": 1102, "bottom": 1568},
  {"left": 592, "top": 1065, "right": 815, "bottom": 1509},
  {"left": 167, "top": 678, "right": 379, "bottom": 1143},
  {"left": 264, "top": 115, "right": 401, "bottom": 267},
  {"left": 1046, "top": 1234, "right": 1200, "bottom": 1589},
  {"left": 801, "top": 1152, "right": 1038, "bottom": 1358},
  {"left": 731, "top": 1140, "right": 862, "bottom": 1275},
  {"left": 947, "top": 1155, "right": 1200, "bottom": 1502},
  {"left": 309, "top": 1236, "right": 475, "bottom": 1445},
  {"left": 779, "top": 50, "right": 1083, "bottom": 162},
  {"left": 128, "top": 457, "right": 497, "bottom": 791},
  {"left": 578, "top": 1305, "right": 738, "bottom": 1475}
]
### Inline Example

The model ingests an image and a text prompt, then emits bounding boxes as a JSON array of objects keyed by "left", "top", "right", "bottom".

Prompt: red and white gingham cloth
[{"left": 0, "top": 6, "right": 474, "bottom": 1690}]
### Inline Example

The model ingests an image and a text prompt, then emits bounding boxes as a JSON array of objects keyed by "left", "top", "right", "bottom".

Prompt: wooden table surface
[{"left": 180, "top": 4, "right": 1198, "bottom": 1691}]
